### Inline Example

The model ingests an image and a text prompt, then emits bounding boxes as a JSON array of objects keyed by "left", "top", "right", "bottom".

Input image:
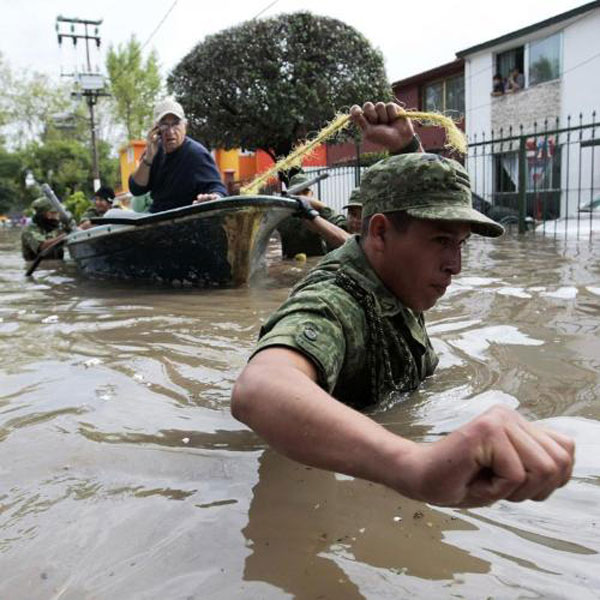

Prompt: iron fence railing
[
  {"left": 254, "top": 112, "right": 598, "bottom": 237},
  {"left": 467, "top": 112, "right": 599, "bottom": 236},
  {"left": 303, "top": 164, "right": 364, "bottom": 214}
]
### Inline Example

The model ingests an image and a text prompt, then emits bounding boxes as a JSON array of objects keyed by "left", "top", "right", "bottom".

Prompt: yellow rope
[{"left": 240, "top": 109, "right": 467, "bottom": 196}]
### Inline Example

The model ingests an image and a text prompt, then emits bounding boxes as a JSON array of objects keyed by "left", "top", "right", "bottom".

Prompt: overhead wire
[
  {"left": 250, "top": 0, "right": 281, "bottom": 20},
  {"left": 105, "top": 0, "right": 179, "bottom": 88}
]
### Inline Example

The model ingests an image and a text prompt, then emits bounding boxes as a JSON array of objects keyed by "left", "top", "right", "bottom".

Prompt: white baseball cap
[{"left": 153, "top": 97, "right": 185, "bottom": 124}]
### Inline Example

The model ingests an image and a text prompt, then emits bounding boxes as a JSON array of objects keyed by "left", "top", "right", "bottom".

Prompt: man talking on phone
[{"left": 129, "top": 97, "right": 227, "bottom": 213}]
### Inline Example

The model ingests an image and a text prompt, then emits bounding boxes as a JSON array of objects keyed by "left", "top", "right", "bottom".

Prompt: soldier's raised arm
[{"left": 350, "top": 101, "right": 423, "bottom": 153}]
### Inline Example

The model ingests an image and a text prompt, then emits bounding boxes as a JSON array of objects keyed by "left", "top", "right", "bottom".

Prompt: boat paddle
[
  {"left": 25, "top": 233, "right": 68, "bottom": 277},
  {"left": 26, "top": 183, "right": 79, "bottom": 276}
]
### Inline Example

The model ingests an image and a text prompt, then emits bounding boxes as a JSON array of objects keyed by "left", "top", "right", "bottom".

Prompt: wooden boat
[{"left": 65, "top": 196, "right": 298, "bottom": 286}]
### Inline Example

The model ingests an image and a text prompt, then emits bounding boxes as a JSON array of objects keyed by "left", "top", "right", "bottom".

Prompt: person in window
[
  {"left": 492, "top": 73, "right": 505, "bottom": 96},
  {"left": 507, "top": 68, "right": 524, "bottom": 92}
]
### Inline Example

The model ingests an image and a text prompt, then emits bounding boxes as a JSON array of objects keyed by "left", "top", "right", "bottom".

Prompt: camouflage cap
[
  {"left": 31, "top": 197, "right": 55, "bottom": 213},
  {"left": 343, "top": 187, "right": 362, "bottom": 210},
  {"left": 288, "top": 173, "right": 311, "bottom": 191},
  {"left": 361, "top": 153, "right": 504, "bottom": 237}
]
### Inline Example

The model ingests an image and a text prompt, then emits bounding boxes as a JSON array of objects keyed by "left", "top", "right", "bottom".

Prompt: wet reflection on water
[{"left": 1, "top": 228, "right": 600, "bottom": 599}]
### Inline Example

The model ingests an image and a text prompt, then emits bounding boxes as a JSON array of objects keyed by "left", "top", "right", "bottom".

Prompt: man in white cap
[{"left": 129, "top": 97, "right": 227, "bottom": 213}]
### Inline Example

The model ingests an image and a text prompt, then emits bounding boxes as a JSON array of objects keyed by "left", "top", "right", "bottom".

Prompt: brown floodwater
[{"left": 1, "top": 226, "right": 600, "bottom": 599}]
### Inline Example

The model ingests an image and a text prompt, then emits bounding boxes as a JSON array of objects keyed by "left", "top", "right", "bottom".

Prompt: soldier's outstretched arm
[{"left": 231, "top": 348, "right": 575, "bottom": 508}]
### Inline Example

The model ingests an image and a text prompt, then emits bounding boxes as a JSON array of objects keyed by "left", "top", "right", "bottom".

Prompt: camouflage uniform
[
  {"left": 343, "top": 187, "right": 362, "bottom": 211},
  {"left": 253, "top": 154, "right": 503, "bottom": 409},
  {"left": 278, "top": 173, "right": 347, "bottom": 257},
  {"left": 79, "top": 205, "right": 102, "bottom": 223},
  {"left": 253, "top": 237, "right": 439, "bottom": 409},
  {"left": 21, "top": 197, "right": 68, "bottom": 261}
]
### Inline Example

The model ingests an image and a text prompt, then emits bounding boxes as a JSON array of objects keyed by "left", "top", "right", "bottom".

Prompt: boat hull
[{"left": 66, "top": 196, "right": 297, "bottom": 286}]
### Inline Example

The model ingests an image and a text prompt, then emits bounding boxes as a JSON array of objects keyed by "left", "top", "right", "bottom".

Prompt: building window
[
  {"left": 496, "top": 46, "right": 524, "bottom": 84},
  {"left": 424, "top": 81, "right": 443, "bottom": 112},
  {"left": 529, "top": 33, "right": 561, "bottom": 85},
  {"left": 423, "top": 75, "right": 464, "bottom": 115},
  {"left": 493, "top": 32, "right": 562, "bottom": 93}
]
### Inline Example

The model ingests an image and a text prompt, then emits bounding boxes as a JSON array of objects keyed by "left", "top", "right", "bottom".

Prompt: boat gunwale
[{"left": 67, "top": 195, "right": 298, "bottom": 247}]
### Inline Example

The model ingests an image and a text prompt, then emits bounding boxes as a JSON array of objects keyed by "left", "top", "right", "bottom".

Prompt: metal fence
[
  {"left": 467, "top": 112, "right": 599, "bottom": 236},
  {"left": 268, "top": 113, "right": 599, "bottom": 237},
  {"left": 303, "top": 164, "right": 364, "bottom": 214}
]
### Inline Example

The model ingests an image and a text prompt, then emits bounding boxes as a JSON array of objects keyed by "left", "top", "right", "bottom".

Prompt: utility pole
[{"left": 56, "top": 16, "right": 109, "bottom": 192}]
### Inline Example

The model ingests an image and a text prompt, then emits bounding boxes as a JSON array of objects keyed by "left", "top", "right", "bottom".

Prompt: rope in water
[{"left": 240, "top": 109, "right": 467, "bottom": 196}]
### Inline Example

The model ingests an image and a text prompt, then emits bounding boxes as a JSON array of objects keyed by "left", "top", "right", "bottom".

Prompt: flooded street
[{"left": 1, "top": 226, "right": 600, "bottom": 599}]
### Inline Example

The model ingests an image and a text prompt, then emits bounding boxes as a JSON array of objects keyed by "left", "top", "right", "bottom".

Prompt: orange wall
[
  {"left": 119, "top": 140, "right": 147, "bottom": 193},
  {"left": 120, "top": 142, "right": 328, "bottom": 192},
  {"left": 301, "top": 145, "right": 327, "bottom": 167}
]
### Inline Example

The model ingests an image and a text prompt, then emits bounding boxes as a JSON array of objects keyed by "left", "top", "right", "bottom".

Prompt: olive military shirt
[
  {"left": 21, "top": 222, "right": 65, "bottom": 261},
  {"left": 80, "top": 206, "right": 102, "bottom": 223},
  {"left": 319, "top": 206, "right": 348, "bottom": 231},
  {"left": 277, "top": 206, "right": 347, "bottom": 258},
  {"left": 252, "top": 237, "right": 439, "bottom": 409}
]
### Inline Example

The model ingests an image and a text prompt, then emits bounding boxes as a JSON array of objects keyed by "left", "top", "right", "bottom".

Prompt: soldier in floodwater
[
  {"left": 21, "top": 197, "right": 72, "bottom": 261},
  {"left": 342, "top": 187, "right": 363, "bottom": 234},
  {"left": 278, "top": 172, "right": 350, "bottom": 257},
  {"left": 232, "top": 101, "right": 575, "bottom": 509}
]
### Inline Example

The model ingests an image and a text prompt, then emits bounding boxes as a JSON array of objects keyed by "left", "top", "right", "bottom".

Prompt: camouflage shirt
[
  {"left": 277, "top": 206, "right": 348, "bottom": 258},
  {"left": 319, "top": 206, "right": 348, "bottom": 231},
  {"left": 21, "top": 222, "right": 65, "bottom": 261},
  {"left": 253, "top": 237, "right": 438, "bottom": 410},
  {"left": 80, "top": 206, "right": 102, "bottom": 223}
]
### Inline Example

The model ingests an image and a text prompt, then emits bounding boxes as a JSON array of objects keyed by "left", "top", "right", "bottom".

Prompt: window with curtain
[
  {"left": 445, "top": 75, "right": 465, "bottom": 114},
  {"left": 496, "top": 46, "right": 524, "bottom": 82}
]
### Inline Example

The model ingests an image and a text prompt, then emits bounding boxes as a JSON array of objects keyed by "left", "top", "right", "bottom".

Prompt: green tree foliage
[
  {"left": 64, "top": 190, "right": 91, "bottom": 221},
  {"left": 168, "top": 12, "right": 391, "bottom": 161},
  {"left": 25, "top": 139, "right": 90, "bottom": 199},
  {"left": 0, "top": 54, "right": 119, "bottom": 212},
  {"left": 0, "top": 53, "right": 12, "bottom": 141},
  {"left": 97, "top": 140, "right": 120, "bottom": 191},
  {"left": 0, "top": 62, "right": 71, "bottom": 150},
  {"left": 106, "top": 36, "right": 162, "bottom": 140},
  {"left": 23, "top": 139, "right": 119, "bottom": 202},
  {"left": 0, "top": 149, "right": 25, "bottom": 213}
]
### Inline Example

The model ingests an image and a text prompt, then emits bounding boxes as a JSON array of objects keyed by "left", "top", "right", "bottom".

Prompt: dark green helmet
[
  {"left": 31, "top": 197, "right": 55, "bottom": 213},
  {"left": 288, "top": 173, "right": 311, "bottom": 191},
  {"left": 343, "top": 187, "right": 362, "bottom": 209}
]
